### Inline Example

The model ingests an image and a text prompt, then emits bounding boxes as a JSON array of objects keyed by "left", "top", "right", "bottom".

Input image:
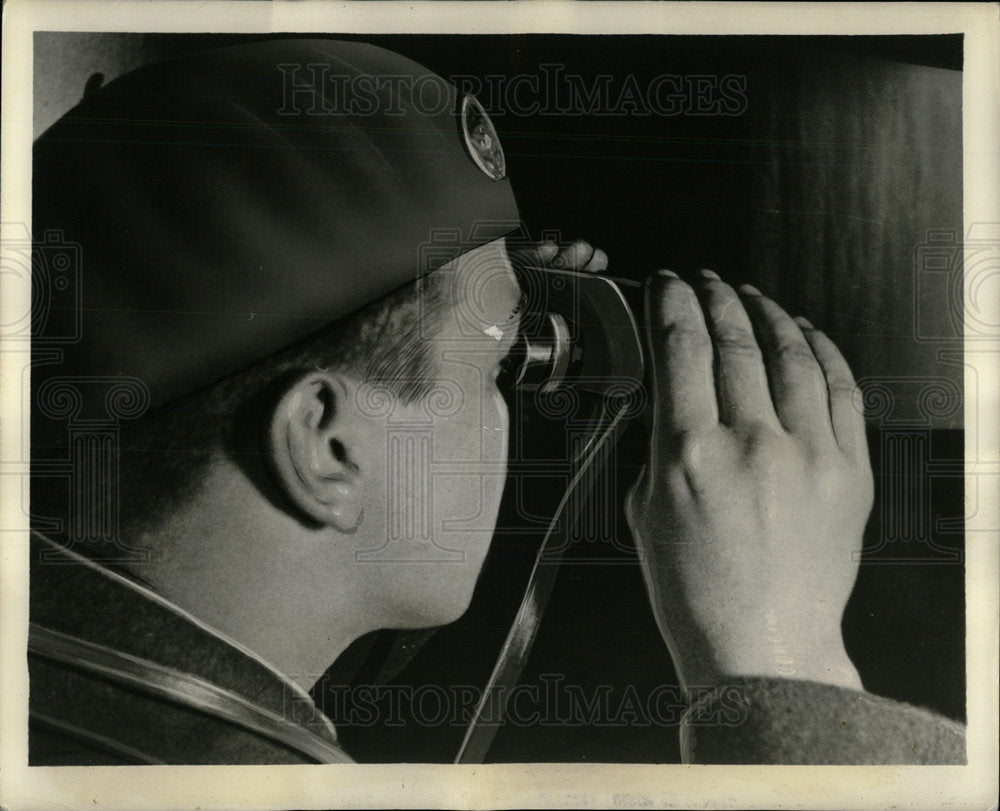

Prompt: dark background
[
  {"left": 321, "top": 33, "right": 966, "bottom": 763},
  {"left": 35, "top": 33, "right": 965, "bottom": 762}
]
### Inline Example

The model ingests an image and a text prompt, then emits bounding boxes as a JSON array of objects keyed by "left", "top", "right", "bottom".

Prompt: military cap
[{"left": 32, "top": 39, "right": 520, "bottom": 414}]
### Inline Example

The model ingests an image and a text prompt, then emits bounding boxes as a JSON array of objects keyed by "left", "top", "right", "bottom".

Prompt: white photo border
[{"left": 1, "top": 2, "right": 997, "bottom": 809}]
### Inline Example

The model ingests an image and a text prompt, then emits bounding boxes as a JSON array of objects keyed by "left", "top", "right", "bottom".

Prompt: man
[{"left": 28, "top": 38, "right": 964, "bottom": 765}]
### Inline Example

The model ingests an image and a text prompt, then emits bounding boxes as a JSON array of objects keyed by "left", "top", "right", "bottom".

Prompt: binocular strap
[{"left": 454, "top": 400, "right": 633, "bottom": 764}]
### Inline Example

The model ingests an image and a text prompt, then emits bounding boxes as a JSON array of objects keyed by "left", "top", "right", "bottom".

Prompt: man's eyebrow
[
  {"left": 480, "top": 286, "right": 525, "bottom": 343},
  {"left": 509, "top": 287, "right": 526, "bottom": 321},
  {"left": 507, "top": 287, "right": 527, "bottom": 340},
  {"left": 504, "top": 288, "right": 526, "bottom": 331},
  {"left": 497, "top": 310, "right": 522, "bottom": 356}
]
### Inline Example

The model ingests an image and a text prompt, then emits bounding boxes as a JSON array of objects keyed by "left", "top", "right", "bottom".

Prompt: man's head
[
  {"left": 30, "top": 38, "right": 523, "bottom": 681},
  {"left": 119, "top": 236, "right": 522, "bottom": 631}
]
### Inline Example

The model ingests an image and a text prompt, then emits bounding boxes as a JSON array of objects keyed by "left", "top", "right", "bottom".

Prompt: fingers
[
  {"left": 644, "top": 270, "right": 718, "bottom": 438},
  {"left": 644, "top": 266, "right": 865, "bottom": 462},
  {"left": 509, "top": 240, "right": 559, "bottom": 270},
  {"left": 694, "top": 270, "right": 780, "bottom": 429},
  {"left": 795, "top": 318, "right": 868, "bottom": 459},
  {"left": 552, "top": 239, "right": 608, "bottom": 273},
  {"left": 739, "top": 286, "right": 831, "bottom": 438},
  {"left": 509, "top": 238, "right": 608, "bottom": 274},
  {"left": 583, "top": 247, "right": 609, "bottom": 272}
]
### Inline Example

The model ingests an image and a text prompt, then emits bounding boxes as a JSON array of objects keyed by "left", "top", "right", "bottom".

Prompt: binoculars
[{"left": 498, "top": 265, "right": 645, "bottom": 404}]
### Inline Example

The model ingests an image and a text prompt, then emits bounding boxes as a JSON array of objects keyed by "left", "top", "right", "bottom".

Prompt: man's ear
[{"left": 266, "top": 370, "right": 364, "bottom": 532}]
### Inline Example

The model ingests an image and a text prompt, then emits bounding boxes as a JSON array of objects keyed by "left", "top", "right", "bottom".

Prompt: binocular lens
[
  {"left": 499, "top": 312, "right": 573, "bottom": 392},
  {"left": 498, "top": 268, "right": 644, "bottom": 401}
]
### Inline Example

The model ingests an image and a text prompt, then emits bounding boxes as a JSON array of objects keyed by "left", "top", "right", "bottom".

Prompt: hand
[
  {"left": 625, "top": 269, "right": 873, "bottom": 692},
  {"left": 508, "top": 238, "right": 609, "bottom": 274}
]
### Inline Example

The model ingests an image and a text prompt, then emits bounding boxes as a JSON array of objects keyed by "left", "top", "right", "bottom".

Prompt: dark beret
[{"left": 32, "top": 38, "right": 520, "bottom": 414}]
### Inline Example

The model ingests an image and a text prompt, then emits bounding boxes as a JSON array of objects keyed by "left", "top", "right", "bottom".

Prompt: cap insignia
[{"left": 461, "top": 94, "right": 506, "bottom": 181}]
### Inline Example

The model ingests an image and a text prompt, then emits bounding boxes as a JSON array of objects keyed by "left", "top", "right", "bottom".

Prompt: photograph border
[{"left": 2, "top": 2, "right": 997, "bottom": 809}]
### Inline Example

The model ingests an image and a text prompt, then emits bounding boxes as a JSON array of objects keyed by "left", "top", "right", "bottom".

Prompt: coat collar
[{"left": 29, "top": 531, "right": 350, "bottom": 763}]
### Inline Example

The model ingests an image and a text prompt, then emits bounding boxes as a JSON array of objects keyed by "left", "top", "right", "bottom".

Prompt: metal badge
[{"left": 461, "top": 94, "right": 506, "bottom": 181}]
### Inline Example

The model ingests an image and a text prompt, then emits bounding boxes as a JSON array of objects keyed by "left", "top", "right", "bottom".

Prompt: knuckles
[
  {"left": 711, "top": 333, "right": 763, "bottom": 359},
  {"left": 770, "top": 342, "right": 820, "bottom": 368},
  {"left": 827, "top": 378, "right": 859, "bottom": 398},
  {"left": 660, "top": 423, "right": 855, "bottom": 480},
  {"left": 656, "top": 324, "right": 713, "bottom": 356}
]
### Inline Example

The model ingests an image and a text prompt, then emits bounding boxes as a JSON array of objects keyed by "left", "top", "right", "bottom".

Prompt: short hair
[{"left": 116, "top": 270, "right": 448, "bottom": 536}]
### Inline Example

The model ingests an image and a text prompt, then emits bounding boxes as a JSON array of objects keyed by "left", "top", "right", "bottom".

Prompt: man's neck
[{"left": 120, "top": 462, "right": 377, "bottom": 691}]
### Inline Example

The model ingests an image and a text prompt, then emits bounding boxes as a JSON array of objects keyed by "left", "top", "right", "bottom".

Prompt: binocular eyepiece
[
  {"left": 499, "top": 311, "right": 574, "bottom": 392},
  {"left": 499, "top": 267, "right": 645, "bottom": 402}
]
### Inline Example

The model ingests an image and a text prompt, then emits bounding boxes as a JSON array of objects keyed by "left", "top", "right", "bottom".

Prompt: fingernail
[
  {"left": 698, "top": 268, "right": 720, "bottom": 280},
  {"left": 739, "top": 283, "right": 763, "bottom": 296},
  {"left": 656, "top": 269, "right": 679, "bottom": 278},
  {"left": 794, "top": 316, "right": 814, "bottom": 329}
]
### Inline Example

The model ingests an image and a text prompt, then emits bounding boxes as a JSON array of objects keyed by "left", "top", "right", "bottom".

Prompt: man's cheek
[
  {"left": 427, "top": 395, "right": 506, "bottom": 549},
  {"left": 430, "top": 412, "right": 505, "bottom": 532}
]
